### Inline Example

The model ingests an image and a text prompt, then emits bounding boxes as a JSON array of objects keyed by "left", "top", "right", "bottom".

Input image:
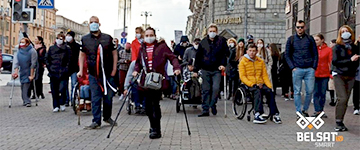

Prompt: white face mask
[
  {"left": 136, "top": 34, "right": 142, "bottom": 39},
  {"left": 182, "top": 42, "right": 188, "bottom": 47},
  {"left": 257, "top": 44, "right": 264, "bottom": 48},
  {"left": 229, "top": 43, "right": 235, "bottom": 47},
  {"left": 193, "top": 44, "right": 199, "bottom": 49},
  {"left": 341, "top": 32, "right": 351, "bottom": 40},
  {"left": 56, "top": 39, "right": 64, "bottom": 45},
  {"left": 208, "top": 32, "right": 217, "bottom": 38},
  {"left": 144, "top": 36, "right": 156, "bottom": 44},
  {"left": 65, "top": 36, "right": 73, "bottom": 42}
]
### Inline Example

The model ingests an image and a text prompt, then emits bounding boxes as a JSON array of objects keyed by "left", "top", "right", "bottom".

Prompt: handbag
[{"left": 141, "top": 52, "right": 163, "bottom": 90}]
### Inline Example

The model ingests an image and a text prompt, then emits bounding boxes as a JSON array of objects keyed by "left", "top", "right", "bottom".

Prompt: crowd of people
[{"left": 9, "top": 18, "right": 359, "bottom": 139}]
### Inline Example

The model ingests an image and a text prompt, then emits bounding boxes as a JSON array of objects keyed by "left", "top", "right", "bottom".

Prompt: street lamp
[{"left": 141, "top": 11, "right": 152, "bottom": 28}]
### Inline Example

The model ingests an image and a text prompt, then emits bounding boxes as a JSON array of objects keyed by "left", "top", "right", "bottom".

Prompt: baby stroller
[{"left": 176, "top": 72, "right": 202, "bottom": 113}]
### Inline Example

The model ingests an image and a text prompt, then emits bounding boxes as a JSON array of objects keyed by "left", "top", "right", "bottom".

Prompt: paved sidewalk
[{"left": 0, "top": 82, "right": 359, "bottom": 150}]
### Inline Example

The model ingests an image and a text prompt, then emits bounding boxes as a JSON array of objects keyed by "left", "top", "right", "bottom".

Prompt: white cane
[
  {"left": 9, "top": 79, "right": 15, "bottom": 108},
  {"left": 222, "top": 70, "right": 227, "bottom": 118}
]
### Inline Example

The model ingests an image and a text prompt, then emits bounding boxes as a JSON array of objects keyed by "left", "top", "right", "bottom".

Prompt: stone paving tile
[{"left": 0, "top": 84, "right": 359, "bottom": 150}]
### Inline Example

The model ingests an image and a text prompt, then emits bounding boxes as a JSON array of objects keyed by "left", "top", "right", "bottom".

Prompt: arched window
[{"left": 339, "top": 0, "right": 357, "bottom": 30}]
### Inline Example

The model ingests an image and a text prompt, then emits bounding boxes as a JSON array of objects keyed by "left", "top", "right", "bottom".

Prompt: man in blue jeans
[
  {"left": 78, "top": 16, "right": 118, "bottom": 129},
  {"left": 285, "top": 20, "right": 318, "bottom": 117}
]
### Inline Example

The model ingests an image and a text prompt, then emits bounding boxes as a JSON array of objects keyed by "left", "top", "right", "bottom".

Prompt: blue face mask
[{"left": 89, "top": 23, "right": 100, "bottom": 32}]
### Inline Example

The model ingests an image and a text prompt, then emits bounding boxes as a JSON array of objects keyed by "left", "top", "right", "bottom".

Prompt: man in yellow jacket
[{"left": 239, "top": 44, "right": 282, "bottom": 124}]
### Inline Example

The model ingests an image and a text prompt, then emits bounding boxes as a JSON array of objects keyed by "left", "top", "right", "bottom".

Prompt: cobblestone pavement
[{"left": 0, "top": 82, "right": 359, "bottom": 150}]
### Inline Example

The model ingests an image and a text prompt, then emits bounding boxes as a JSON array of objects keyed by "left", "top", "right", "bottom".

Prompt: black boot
[{"left": 149, "top": 128, "right": 161, "bottom": 139}]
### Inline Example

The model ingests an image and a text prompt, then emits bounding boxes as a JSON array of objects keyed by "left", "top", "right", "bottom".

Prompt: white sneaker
[
  {"left": 53, "top": 107, "right": 59, "bottom": 112},
  {"left": 60, "top": 105, "right": 66, "bottom": 112},
  {"left": 354, "top": 109, "right": 359, "bottom": 115},
  {"left": 311, "top": 99, "right": 314, "bottom": 103},
  {"left": 119, "top": 94, "right": 124, "bottom": 101}
]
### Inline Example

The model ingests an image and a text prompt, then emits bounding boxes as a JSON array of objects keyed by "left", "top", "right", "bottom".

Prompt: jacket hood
[
  {"left": 244, "top": 54, "right": 255, "bottom": 62},
  {"left": 180, "top": 36, "right": 189, "bottom": 42}
]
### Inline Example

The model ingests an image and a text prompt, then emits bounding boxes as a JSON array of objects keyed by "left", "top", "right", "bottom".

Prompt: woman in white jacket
[{"left": 256, "top": 39, "right": 273, "bottom": 90}]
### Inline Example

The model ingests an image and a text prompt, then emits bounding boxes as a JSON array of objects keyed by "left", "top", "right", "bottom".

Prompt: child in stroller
[{"left": 179, "top": 59, "right": 202, "bottom": 109}]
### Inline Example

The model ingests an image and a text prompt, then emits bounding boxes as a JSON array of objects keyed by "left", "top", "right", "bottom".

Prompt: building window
[
  {"left": 339, "top": 0, "right": 356, "bottom": 30},
  {"left": 6, "top": 21, "right": 9, "bottom": 31},
  {"left": 5, "top": 36, "right": 8, "bottom": 45},
  {"left": 255, "top": 0, "right": 267, "bottom": 9},
  {"left": 304, "top": 0, "right": 310, "bottom": 34},
  {"left": 292, "top": 2, "right": 298, "bottom": 35},
  {"left": 13, "top": 37, "right": 15, "bottom": 45},
  {"left": 227, "top": 0, "right": 235, "bottom": 11}
]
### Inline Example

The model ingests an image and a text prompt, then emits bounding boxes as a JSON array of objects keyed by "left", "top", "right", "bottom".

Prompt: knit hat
[
  {"left": 180, "top": 36, "right": 189, "bottom": 43},
  {"left": 237, "top": 38, "right": 245, "bottom": 44},
  {"left": 67, "top": 30, "right": 75, "bottom": 38}
]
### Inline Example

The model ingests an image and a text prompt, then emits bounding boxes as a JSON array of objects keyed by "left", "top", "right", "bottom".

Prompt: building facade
[
  {"left": 186, "top": 0, "right": 286, "bottom": 50},
  {"left": 0, "top": 0, "right": 57, "bottom": 54},
  {"left": 285, "top": 0, "right": 359, "bottom": 42},
  {"left": 56, "top": 15, "right": 89, "bottom": 43}
]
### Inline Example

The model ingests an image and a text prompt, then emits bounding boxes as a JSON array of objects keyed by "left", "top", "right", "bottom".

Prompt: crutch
[
  {"left": 32, "top": 71, "right": 39, "bottom": 106},
  {"left": 107, "top": 75, "right": 138, "bottom": 138},
  {"left": 222, "top": 70, "right": 227, "bottom": 118},
  {"left": 9, "top": 79, "right": 15, "bottom": 108},
  {"left": 175, "top": 74, "right": 191, "bottom": 135}
]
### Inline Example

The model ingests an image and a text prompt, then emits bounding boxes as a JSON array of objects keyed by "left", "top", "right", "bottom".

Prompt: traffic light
[{"left": 12, "top": 0, "right": 34, "bottom": 23}]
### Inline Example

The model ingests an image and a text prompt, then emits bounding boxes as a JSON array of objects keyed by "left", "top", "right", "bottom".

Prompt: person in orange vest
[{"left": 131, "top": 27, "right": 144, "bottom": 61}]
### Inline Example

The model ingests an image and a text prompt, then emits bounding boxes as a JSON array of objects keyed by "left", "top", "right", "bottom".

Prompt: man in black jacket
[
  {"left": 285, "top": 20, "right": 318, "bottom": 117},
  {"left": 194, "top": 24, "right": 228, "bottom": 117},
  {"left": 65, "top": 31, "right": 81, "bottom": 106},
  {"left": 174, "top": 35, "right": 192, "bottom": 65}
]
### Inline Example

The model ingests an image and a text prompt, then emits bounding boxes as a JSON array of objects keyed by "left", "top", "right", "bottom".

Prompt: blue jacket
[
  {"left": 13, "top": 45, "right": 38, "bottom": 83},
  {"left": 285, "top": 34, "right": 318, "bottom": 70}
]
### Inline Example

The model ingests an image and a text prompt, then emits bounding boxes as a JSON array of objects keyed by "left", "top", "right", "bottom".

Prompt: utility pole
[
  {"left": 141, "top": 11, "right": 151, "bottom": 28},
  {"left": 123, "top": 0, "right": 126, "bottom": 33}
]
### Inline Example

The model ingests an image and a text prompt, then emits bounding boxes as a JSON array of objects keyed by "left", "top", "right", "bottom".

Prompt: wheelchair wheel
[
  {"left": 71, "top": 84, "right": 79, "bottom": 115},
  {"left": 233, "top": 88, "right": 247, "bottom": 119},
  {"left": 176, "top": 97, "right": 181, "bottom": 113}
]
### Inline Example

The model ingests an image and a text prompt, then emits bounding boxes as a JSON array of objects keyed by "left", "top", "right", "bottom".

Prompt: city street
[{"left": 0, "top": 72, "right": 359, "bottom": 150}]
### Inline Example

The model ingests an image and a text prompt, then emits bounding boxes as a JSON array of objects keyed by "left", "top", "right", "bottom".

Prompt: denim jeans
[
  {"left": 201, "top": 70, "right": 221, "bottom": 112},
  {"left": 50, "top": 78, "right": 68, "bottom": 108},
  {"left": 170, "top": 76, "right": 177, "bottom": 94},
  {"left": 80, "top": 85, "right": 90, "bottom": 99},
  {"left": 292, "top": 68, "right": 315, "bottom": 112},
  {"left": 313, "top": 77, "right": 329, "bottom": 112},
  {"left": 89, "top": 75, "right": 116, "bottom": 125},
  {"left": 131, "top": 83, "right": 146, "bottom": 108},
  {"left": 70, "top": 73, "right": 78, "bottom": 102}
]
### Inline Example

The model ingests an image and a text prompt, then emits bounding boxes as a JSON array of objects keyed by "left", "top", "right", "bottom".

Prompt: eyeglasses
[{"left": 296, "top": 26, "right": 304, "bottom": 29}]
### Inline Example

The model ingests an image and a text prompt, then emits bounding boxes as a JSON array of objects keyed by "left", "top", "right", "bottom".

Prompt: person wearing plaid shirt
[{"left": 118, "top": 42, "right": 132, "bottom": 99}]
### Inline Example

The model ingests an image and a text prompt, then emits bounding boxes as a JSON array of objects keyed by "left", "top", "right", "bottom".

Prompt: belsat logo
[{"left": 296, "top": 112, "right": 344, "bottom": 148}]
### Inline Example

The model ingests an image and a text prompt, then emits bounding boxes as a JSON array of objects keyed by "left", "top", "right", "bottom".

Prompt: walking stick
[
  {"left": 32, "top": 71, "right": 38, "bottom": 106},
  {"left": 9, "top": 79, "right": 15, "bottom": 108},
  {"left": 175, "top": 74, "right": 191, "bottom": 135},
  {"left": 107, "top": 75, "right": 138, "bottom": 138},
  {"left": 222, "top": 70, "right": 227, "bottom": 118}
]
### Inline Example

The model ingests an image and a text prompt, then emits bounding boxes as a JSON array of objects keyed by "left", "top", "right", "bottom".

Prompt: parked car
[{"left": 1, "top": 53, "right": 13, "bottom": 72}]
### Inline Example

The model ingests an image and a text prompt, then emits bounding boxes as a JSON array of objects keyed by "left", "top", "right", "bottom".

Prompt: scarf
[{"left": 343, "top": 39, "right": 352, "bottom": 50}]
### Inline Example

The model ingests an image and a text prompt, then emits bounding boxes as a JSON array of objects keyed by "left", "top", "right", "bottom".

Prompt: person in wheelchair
[
  {"left": 77, "top": 57, "right": 91, "bottom": 112},
  {"left": 239, "top": 44, "right": 282, "bottom": 124},
  {"left": 183, "top": 59, "right": 201, "bottom": 102}
]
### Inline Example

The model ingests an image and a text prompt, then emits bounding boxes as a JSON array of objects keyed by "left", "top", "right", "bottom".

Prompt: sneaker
[
  {"left": 272, "top": 113, "right": 282, "bottom": 124},
  {"left": 26, "top": 103, "right": 31, "bottom": 107},
  {"left": 65, "top": 103, "right": 70, "bottom": 107},
  {"left": 284, "top": 94, "right": 290, "bottom": 101},
  {"left": 53, "top": 107, "right": 59, "bottom": 112},
  {"left": 60, "top": 105, "right": 66, "bottom": 111},
  {"left": 104, "top": 118, "right": 118, "bottom": 126},
  {"left": 31, "top": 95, "right": 36, "bottom": 99},
  {"left": 84, "top": 122, "right": 101, "bottom": 130},
  {"left": 302, "top": 110, "right": 309, "bottom": 117},
  {"left": 118, "top": 94, "right": 124, "bottom": 101},
  {"left": 311, "top": 99, "right": 314, "bottom": 104},
  {"left": 40, "top": 94, "right": 45, "bottom": 99},
  {"left": 354, "top": 109, "right": 359, "bottom": 115},
  {"left": 253, "top": 113, "right": 267, "bottom": 124},
  {"left": 135, "top": 107, "right": 141, "bottom": 114},
  {"left": 198, "top": 112, "right": 210, "bottom": 117},
  {"left": 290, "top": 92, "right": 294, "bottom": 100},
  {"left": 334, "top": 122, "right": 348, "bottom": 132}
]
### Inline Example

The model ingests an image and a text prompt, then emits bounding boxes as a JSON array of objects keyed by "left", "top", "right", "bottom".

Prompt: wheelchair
[
  {"left": 232, "top": 84, "right": 269, "bottom": 121},
  {"left": 71, "top": 82, "right": 91, "bottom": 115}
]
